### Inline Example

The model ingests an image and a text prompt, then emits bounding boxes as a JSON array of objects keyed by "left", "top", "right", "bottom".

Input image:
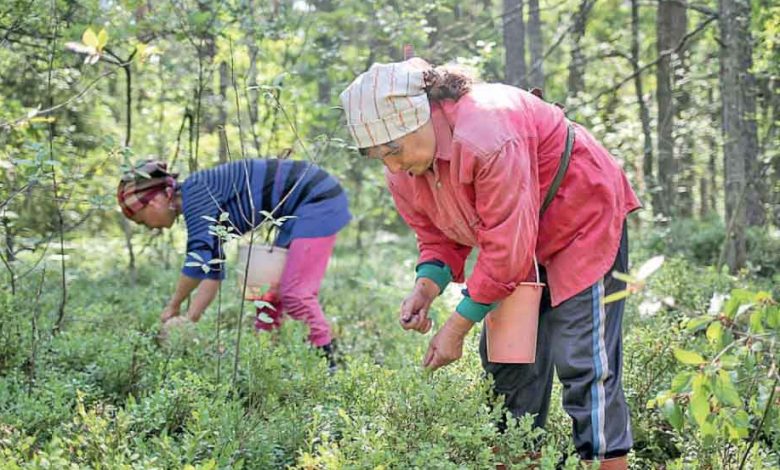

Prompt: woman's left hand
[{"left": 423, "top": 312, "right": 474, "bottom": 371}]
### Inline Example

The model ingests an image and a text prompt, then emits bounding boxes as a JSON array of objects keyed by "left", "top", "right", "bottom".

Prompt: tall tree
[
  {"left": 568, "top": 0, "right": 593, "bottom": 98},
  {"left": 719, "top": 0, "right": 761, "bottom": 271},
  {"left": 655, "top": 0, "right": 687, "bottom": 219},
  {"left": 673, "top": 10, "right": 694, "bottom": 218},
  {"left": 527, "top": 0, "right": 544, "bottom": 88},
  {"left": 503, "top": 0, "right": 527, "bottom": 88},
  {"left": 702, "top": 85, "right": 720, "bottom": 218},
  {"left": 630, "top": 0, "right": 657, "bottom": 215}
]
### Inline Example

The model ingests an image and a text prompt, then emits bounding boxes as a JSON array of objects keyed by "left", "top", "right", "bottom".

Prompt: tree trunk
[
  {"left": 503, "top": 0, "right": 527, "bottom": 88},
  {"left": 630, "top": 0, "right": 657, "bottom": 215},
  {"left": 245, "top": 0, "right": 262, "bottom": 157},
  {"left": 314, "top": 0, "right": 336, "bottom": 104},
  {"left": 720, "top": 0, "right": 760, "bottom": 271},
  {"left": 655, "top": 0, "right": 687, "bottom": 219},
  {"left": 568, "top": 0, "right": 593, "bottom": 98},
  {"left": 707, "top": 86, "right": 719, "bottom": 216},
  {"left": 765, "top": 78, "right": 780, "bottom": 226},
  {"left": 527, "top": 0, "right": 544, "bottom": 88},
  {"left": 699, "top": 177, "right": 709, "bottom": 218},
  {"left": 672, "top": 4, "right": 693, "bottom": 218}
]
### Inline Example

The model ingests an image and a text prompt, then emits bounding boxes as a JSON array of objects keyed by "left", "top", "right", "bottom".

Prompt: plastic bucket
[
  {"left": 485, "top": 280, "right": 545, "bottom": 364},
  {"left": 236, "top": 243, "right": 288, "bottom": 298}
]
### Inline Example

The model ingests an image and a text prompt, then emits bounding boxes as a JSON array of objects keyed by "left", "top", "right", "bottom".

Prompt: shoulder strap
[{"left": 540, "top": 122, "right": 574, "bottom": 216}]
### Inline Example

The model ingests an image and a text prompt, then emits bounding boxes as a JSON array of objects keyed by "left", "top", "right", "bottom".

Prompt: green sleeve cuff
[
  {"left": 456, "top": 296, "right": 498, "bottom": 323},
  {"left": 415, "top": 263, "right": 453, "bottom": 294}
]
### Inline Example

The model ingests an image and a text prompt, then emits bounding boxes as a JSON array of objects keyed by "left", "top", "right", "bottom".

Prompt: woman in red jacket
[{"left": 340, "top": 59, "right": 639, "bottom": 469}]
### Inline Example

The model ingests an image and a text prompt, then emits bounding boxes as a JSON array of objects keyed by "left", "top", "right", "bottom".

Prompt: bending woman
[
  {"left": 117, "top": 158, "right": 351, "bottom": 359},
  {"left": 340, "top": 59, "right": 639, "bottom": 468}
]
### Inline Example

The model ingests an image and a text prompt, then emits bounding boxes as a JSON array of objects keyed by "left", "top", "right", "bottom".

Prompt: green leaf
[
  {"left": 733, "top": 410, "right": 749, "bottom": 428},
  {"left": 724, "top": 409, "right": 750, "bottom": 440},
  {"left": 82, "top": 28, "right": 98, "bottom": 48},
  {"left": 707, "top": 321, "right": 723, "bottom": 344},
  {"left": 724, "top": 289, "right": 753, "bottom": 319},
  {"left": 97, "top": 29, "right": 108, "bottom": 49},
  {"left": 706, "top": 321, "right": 723, "bottom": 344},
  {"left": 603, "top": 290, "right": 630, "bottom": 305},
  {"left": 610, "top": 271, "right": 635, "bottom": 284},
  {"left": 673, "top": 348, "right": 706, "bottom": 365},
  {"left": 766, "top": 305, "right": 779, "bottom": 328},
  {"left": 749, "top": 311, "right": 765, "bottom": 333},
  {"left": 714, "top": 370, "right": 741, "bottom": 407},
  {"left": 690, "top": 389, "right": 710, "bottom": 427},
  {"left": 700, "top": 419, "right": 716, "bottom": 438},
  {"left": 662, "top": 398, "right": 684, "bottom": 430},
  {"left": 686, "top": 315, "right": 713, "bottom": 333},
  {"left": 671, "top": 372, "right": 694, "bottom": 393},
  {"left": 718, "top": 355, "right": 739, "bottom": 369}
]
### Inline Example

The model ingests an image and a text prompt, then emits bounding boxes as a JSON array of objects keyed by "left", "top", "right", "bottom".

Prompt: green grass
[{"left": 0, "top": 235, "right": 777, "bottom": 469}]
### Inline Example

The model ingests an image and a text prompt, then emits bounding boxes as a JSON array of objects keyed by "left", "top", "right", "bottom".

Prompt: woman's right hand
[
  {"left": 160, "top": 304, "right": 180, "bottom": 323},
  {"left": 399, "top": 278, "right": 439, "bottom": 334}
]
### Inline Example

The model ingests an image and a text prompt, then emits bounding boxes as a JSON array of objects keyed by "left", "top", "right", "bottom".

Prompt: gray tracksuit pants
[{"left": 479, "top": 225, "right": 633, "bottom": 460}]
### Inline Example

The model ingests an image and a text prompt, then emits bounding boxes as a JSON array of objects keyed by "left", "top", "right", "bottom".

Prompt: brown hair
[{"left": 423, "top": 64, "right": 478, "bottom": 103}]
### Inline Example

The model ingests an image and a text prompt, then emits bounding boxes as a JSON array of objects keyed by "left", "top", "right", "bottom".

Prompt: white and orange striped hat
[{"left": 339, "top": 58, "right": 431, "bottom": 149}]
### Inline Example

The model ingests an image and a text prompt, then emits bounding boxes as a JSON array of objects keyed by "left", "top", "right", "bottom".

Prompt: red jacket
[{"left": 387, "top": 84, "right": 640, "bottom": 307}]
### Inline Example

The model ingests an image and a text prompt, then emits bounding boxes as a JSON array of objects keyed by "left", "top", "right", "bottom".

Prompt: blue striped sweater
[{"left": 180, "top": 159, "right": 351, "bottom": 280}]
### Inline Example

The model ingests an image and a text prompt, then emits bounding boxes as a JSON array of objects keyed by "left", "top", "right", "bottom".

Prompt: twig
[
  {"left": 229, "top": 39, "right": 248, "bottom": 161},
  {"left": 27, "top": 266, "right": 46, "bottom": 396},
  {"left": 0, "top": 69, "right": 117, "bottom": 131},
  {"left": 0, "top": 247, "right": 15, "bottom": 295},
  {"left": 215, "top": 238, "right": 224, "bottom": 385},
  {"left": 0, "top": 182, "right": 33, "bottom": 211},
  {"left": 738, "top": 374, "right": 779, "bottom": 469},
  {"left": 104, "top": 48, "right": 138, "bottom": 148},
  {"left": 171, "top": 108, "right": 192, "bottom": 168}
]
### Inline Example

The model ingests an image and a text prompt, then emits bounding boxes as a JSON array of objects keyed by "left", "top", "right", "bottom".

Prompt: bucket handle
[{"left": 532, "top": 255, "right": 541, "bottom": 285}]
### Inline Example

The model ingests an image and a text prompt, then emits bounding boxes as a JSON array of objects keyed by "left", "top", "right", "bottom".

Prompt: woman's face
[
  {"left": 130, "top": 192, "right": 177, "bottom": 229},
  {"left": 363, "top": 119, "right": 436, "bottom": 176}
]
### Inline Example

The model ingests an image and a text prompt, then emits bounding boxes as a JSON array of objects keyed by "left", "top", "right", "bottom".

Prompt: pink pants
[{"left": 273, "top": 234, "right": 336, "bottom": 347}]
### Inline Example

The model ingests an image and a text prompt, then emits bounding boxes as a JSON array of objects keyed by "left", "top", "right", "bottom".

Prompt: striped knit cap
[
  {"left": 339, "top": 58, "right": 431, "bottom": 149},
  {"left": 117, "top": 160, "right": 179, "bottom": 218}
]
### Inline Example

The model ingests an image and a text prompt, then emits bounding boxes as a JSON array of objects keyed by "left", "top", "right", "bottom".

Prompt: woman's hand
[
  {"left": 160, "top": 304, "right": 180, "bottom": 323},
  {"left": 399, "top": 278, "right": 439, "bottom": 333},
  {"left": 423, "top": 312, "right": 474, "bottom": 371}
]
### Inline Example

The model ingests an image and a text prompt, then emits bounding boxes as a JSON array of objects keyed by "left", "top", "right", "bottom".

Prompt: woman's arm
[
  {"left": 161, "top": 274, "right": 221, "bottom": 323},
  {"left": 185, "top": 279, "right": 220, "bottom": 322}
]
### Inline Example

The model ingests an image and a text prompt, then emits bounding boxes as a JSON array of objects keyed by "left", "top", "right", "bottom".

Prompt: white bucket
[{"left": 236, "top": 243, "right": 288, "bottom": 298}]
